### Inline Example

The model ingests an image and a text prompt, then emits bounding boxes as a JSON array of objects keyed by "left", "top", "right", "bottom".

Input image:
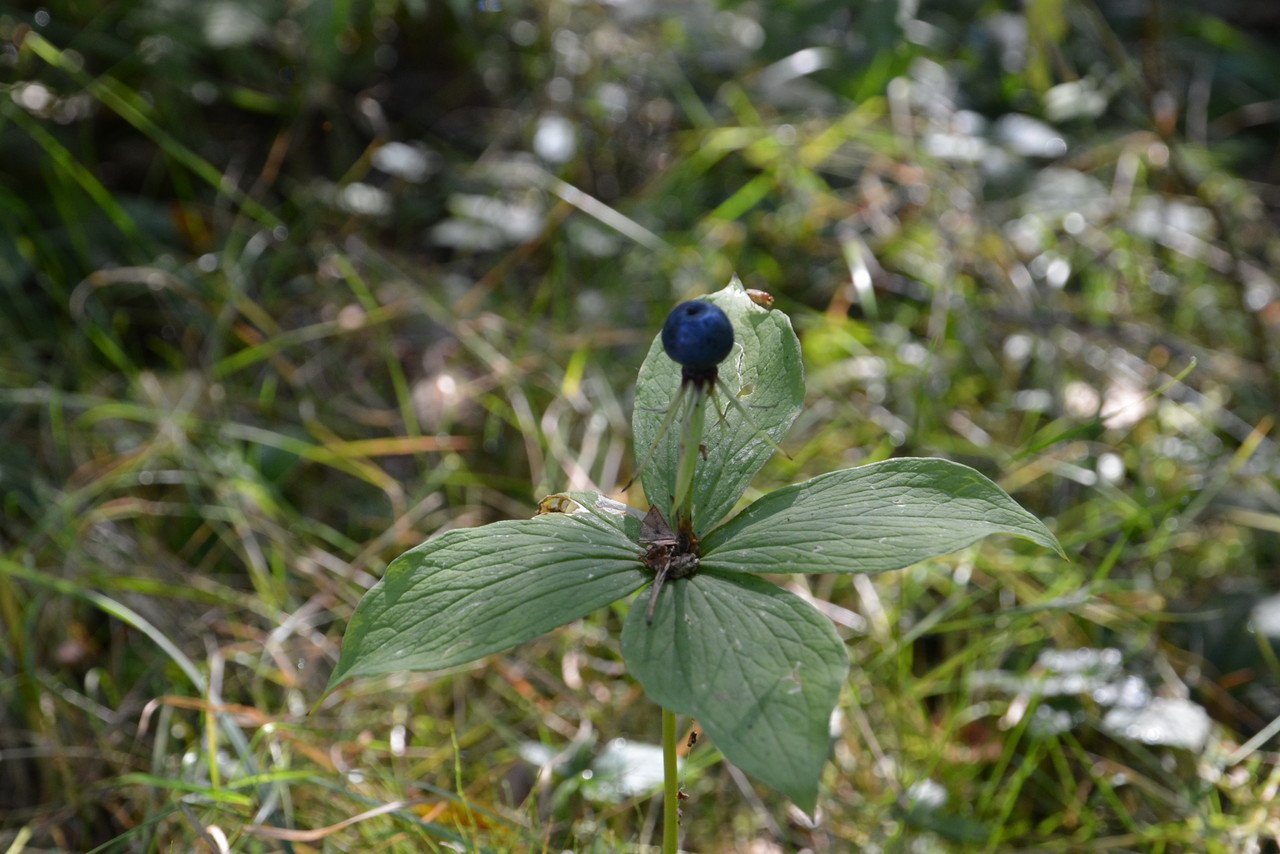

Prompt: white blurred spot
[
  {"left": 449, "top": 194, "right": 544, "bottom": 242},
  {"left": 996, "top": 114, "right": 1067, "bottom": 159},
  {"left": 510, "top": 19, "right": 538, "bottom": 46},
  {"left": 954, "top": 110, "right": 987, "bottom": 136},
  {"left": 1244, "top": 275, "right": 1276, "bottom": 312},
  {"left": 1250, "top": 594, "right": 1280, "bottom": 638},
  {"left": 1006, "top": 215, "right": 1045, "bottom": 255},
  {"left": 987, "top": 13, "right": 1027, "bottom": 72},
  {"left": 547, "top": 76, "right": 573, "bottom": 102},
  {"left": 1101, "top": 379, "right": 1151, "bottom": 430},
  {"left": 517, "top": 741, "right": 556, "bottom": 768},
  {"left": 923, "top": 132, "right": 987, "bottom": 163},
  {"left": 1003, "top": 333, "right": 1033, "bottom": 364},
  {"left": 1044, "top": 78, "right": 1108, "bottom": 122},
  {"left": 1129, "top": 197, "right": 1214, "bottom": 241},
  {"left": 1093, "top": 674, "right": 1149, "bottom": 708},
  {"left": 1097, "top": 452, "right": 1125, "bottom": 484},
  {"left": 905, "top": 778, "right": 947, "bottom": 810},
  {"left": 757, "top": 47, "right": 834, "bottom": 91},
  {"left": 372, "top": 141, "right": 437, "bottom": 182},
  {"left": 533, "top": 113, "right": 577, "bottom": 164},
  {"left": 581, "top": 738, "right": 670, "bottom": 803},
  {"left": 775, "top": 46, "right": 829, "bottom": 78},
  {"left": 567, "top": 221, "right": 620, "bottom": 258},
  {"left": 1150, "top": 271, "right": 1177, "bottom": 295},
  {"left": 1024, "top": 168, "right": 1110, "bottom": 220},
  {"left": 429, "top": 219, "right": 505, "bottom": 251},
  {"left": 1013, "top": 389, "right": 1052, "bottom": 412},
  {"left": 413, "top": 371, "right": 469, "bottom": 430},
  {"left": 727, "top": 14, "right": 764, "bottom": 50},
  {"left": 848, "top": 355, "right": 887, "bottom": 381},
  {"left": 1045, "top": 256, "right": 1071, "bottom": 289},
  {"left": 338, "top": 182, "right": 392, "bottom": 216},
  {"left": 897, "top": 341, "right": 928, "bottom": 367},
  {"left": 204, "top": 2, "right": 267, "bottom": 49},
  {"left": 1102, "top": 698, "right": 1211, "bottom": 752},
  {"left": 596, "top": 82, "right": 629, "bottom": 121},
  {"left": 337, "top": 304, "right": 365, "bottom": 330},
  {"left": 1030, "top": 705, "right": 1076, "bottom": 737},
  {"left": 14, "top": 82, "right": 53, "bottom": 113},
  {"left": 1147, "top": 141, "right": 1170, "bottom": 168}
]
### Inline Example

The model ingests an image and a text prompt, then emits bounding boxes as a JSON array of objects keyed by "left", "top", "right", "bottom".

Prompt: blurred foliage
[{"left": 2, "top": 0, "right": 1280, "bottom": 849}]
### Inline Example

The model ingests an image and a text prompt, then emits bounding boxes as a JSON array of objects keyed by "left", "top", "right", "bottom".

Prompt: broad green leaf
[
  {"left": 535, "top": 490, "right": 648, "bottom": 543},
  {"left": 701, "top": 458, "right": 1064, "bottom": 574},
  {"left": 327, "top": 508, "right": 647, "bottom": 689},
  {"left": 621, "top": 570, "right": 849, "bottom": 813},
  {"left": 632, "top": 277, "right": 804, "bottom": 534}
]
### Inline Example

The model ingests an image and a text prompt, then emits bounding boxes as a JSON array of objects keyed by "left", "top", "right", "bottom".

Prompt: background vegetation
[{"left": 3, "top": 0, "right": 1280, "bottom": 849}]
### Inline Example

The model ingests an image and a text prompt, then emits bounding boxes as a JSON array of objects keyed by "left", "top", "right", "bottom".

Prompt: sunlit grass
[{"left": 4, "top": 0, "right": 1280, "bottom": 849}]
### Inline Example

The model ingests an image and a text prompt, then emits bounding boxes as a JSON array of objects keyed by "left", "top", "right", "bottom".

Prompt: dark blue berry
[{"left": 661, "top": 301, "right": 734, "bottom": 371}]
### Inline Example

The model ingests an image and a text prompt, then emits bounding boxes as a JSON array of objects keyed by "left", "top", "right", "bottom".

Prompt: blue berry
[{"left": 661, "top": 301, "right": 734, "bottom": 371}]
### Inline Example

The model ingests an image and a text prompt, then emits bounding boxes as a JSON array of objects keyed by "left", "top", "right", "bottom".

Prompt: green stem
[
  {"left": 661, "top": 384, "right": 707, "bottom": 851},
  {"left": 670, "top": 385, "right": 707, "bottom": 531},
  {"left": 662, "top": 706, "right": 679, "bottom": 854}
]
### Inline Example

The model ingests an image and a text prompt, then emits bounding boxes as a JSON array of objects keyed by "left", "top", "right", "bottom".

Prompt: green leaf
[
  {"left": 327, "top": 505, "right": 647, "bottom": 690},
  {"left": 632, "top": 277, "right": 804, "bottom": 534},
  {"left": 535, "top": 490, "right": 648, "bottom": 542},
  {"left": 701, "top": 457, "right": 1064, "bottom": 574},
  {"left": 621, "top": 570, "right": 849, "bottom": 813}
]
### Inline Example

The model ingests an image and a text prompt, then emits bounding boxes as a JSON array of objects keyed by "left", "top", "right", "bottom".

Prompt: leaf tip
[
  {"left": 789, "top": 786, "right": 820, "bottom": 817},
  {"left": 310, "top": 665, "right": 352, "bottom": 715},
  {"left": 1019, "top": 514, "right": 1067, "bottom": 561},
  {"left": 321, "top": 662, "right": 351, "bottom": 697}
]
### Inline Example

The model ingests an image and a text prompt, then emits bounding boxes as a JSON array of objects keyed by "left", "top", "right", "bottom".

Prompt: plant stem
[
  {"left": 670, "top": 385, "right": 707, "bottom": 532},
  {"left": 660, "top": 385, "right": 706, "bottom": 852},
  {"left": 662, "top": 706, "right": 679, "bottom": 854}
]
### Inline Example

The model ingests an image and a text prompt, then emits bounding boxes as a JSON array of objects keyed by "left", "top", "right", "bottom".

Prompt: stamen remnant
[{"left": 639, "top": 506, "right": 699, "bottom": 623}]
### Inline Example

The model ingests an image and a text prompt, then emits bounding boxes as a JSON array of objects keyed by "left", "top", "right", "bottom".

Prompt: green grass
[{"left": 4, "top": 0, "right": 1280, "bottom": 849}]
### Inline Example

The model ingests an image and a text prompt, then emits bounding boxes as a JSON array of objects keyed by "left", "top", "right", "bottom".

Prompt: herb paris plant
[{"left": 325, "top": 278, "right": 1063, "bottom": 819}]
